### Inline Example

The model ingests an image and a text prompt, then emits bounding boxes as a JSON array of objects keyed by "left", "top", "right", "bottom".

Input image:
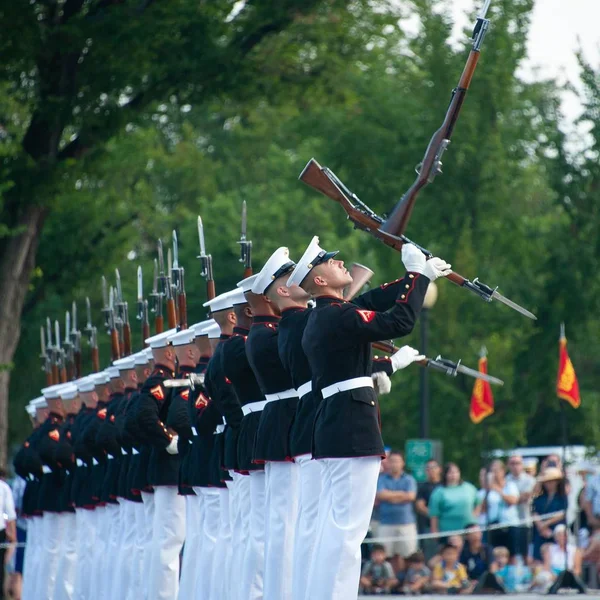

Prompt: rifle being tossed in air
[
  {"left": 197, "top": 216, "right": 216, "bottom": 301},
  {"left": 238, "top": 200, "right": 253, "bottom": 278}
]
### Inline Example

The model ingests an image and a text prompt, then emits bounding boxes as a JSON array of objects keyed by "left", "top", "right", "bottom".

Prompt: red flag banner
[
  {"left": 469, "top": 356, "right": 494, "bottom": 424},
  {"left": 557, "top": 336, "right": 580, "bottom": 408}
]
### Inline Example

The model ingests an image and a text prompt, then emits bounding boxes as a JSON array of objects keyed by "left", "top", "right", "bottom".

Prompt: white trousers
[
  {"left": 96, "top": 503, "right": 120, "bottom": 599},
  {"left": 291, "top": 455, "right": 323, "bottom": 600},
  {"left": 209, "top": 487, "right": 231, "bottom": 600},
  {"left": 127, "top": 500, "right": 147, "bottom": 600},
  {"left": 73, "top": 508, "right": 96, "bottom": 600},
  {"left": 193, "top": 488, "right": 220, "bottom": 600},
  {"left": 178, "top": 494, "right": 202, "bottom": 600},
  {"left": 89, "top": 506, "right": 106, "bottom": 600},
  {"left": 305, "top": 456, "right": 381, "bottom": 600},
  {"left": 34, "top": 511, "right": 66, "bottom": 600},
  {"left": 54, "top": 512, "right": 78, "bottom": 600},
  {"left": 22, "top": 515, "right": 41, "bottom": 600},
  {"left": 240, "top": 471, "right": 266, "bottom": 600},
  {"left": 111, "top": 499, "right": 137, "bottom": 600},
  {"left": 141, "top": 491, "right": 155, "bottom": 600},
  {"left": 263, "top": 461, "right": 299, "bottom": 600},
  {"left": 231, "top": 474, "right": 250, "bottom": 600},
  {"left": 147, "top": 486, "right": 186, "bottom": 600}
]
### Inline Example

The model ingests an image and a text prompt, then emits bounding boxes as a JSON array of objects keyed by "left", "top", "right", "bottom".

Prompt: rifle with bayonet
[
  {"left": 299, "top": 159, "right": 536, "bottom": 320},
  {"left": 64, "top": 311, "right": 75, "bottom": 380},
  {"left": 40, "top": 324, "right": 53, "bottom": 385},
  {"left": 47, "top": 318, "right": 59, "bottom": 384},
  {"left": 380, "top": 0, "right": 492, "bottom": 237},
  {"left": 238, "top": 200, "right": 252, "bottom": 278},
  {"left": 55, "top": 320, "right": 68, "bottom": 383},
  {"left": 149, "top": 259, "right": 164, "bottom": 335},
  {"left": 172, "top": 230, "right": 187, "bottom": 330},
  {"left": 85, "top": 297, "right": 100, "bottom": 372},
  {"left": 71, "top": 302, "right": 82, "bottom": 378},
  {"left": 158, "top": 239, "right": 177, "bottom": 329},
  {"left": 115, "top": 269, "right": 132, "bottom": 355},
  {"left": 372, "top": 340, "right": 503, "bottom": 386},
  {"left": 137, "top": 266, "right": 151, "bottom": 344},
  {"left": 102, "top": 276, "right": 121, "bottom": 360},
  {"left": 197, "top": 216, "right": 216, "bottom": 301}
]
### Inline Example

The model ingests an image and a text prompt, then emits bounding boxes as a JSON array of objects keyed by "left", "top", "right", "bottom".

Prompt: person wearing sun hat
[{"left": 290, "top": 237, "right": 450, "bottom": 600}]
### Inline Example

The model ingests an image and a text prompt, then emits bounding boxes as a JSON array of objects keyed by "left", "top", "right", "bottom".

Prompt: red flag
[
  {"left": 469, "top": 355, "right": 494, "bottom": 424},
  {"left": 557, "top": 329, "right": 580, "bottom": 408}
]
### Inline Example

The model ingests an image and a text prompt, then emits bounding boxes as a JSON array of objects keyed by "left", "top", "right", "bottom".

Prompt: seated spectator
[
  {"left": 430, "top": 543, "right": 473, "bottom": 595},
  {"left": 460, "top": 524, "right": 488, "bottom": 581},
  {"left": 360, "top": 544, "right": 396, "bottom": 595},
  {"left": 429, "top": 535, "right": 464, "bottom": 571},
  {"left": 542, "top": 524, "right": 582, "bottom": 578},
  {"left": 491, "top": 546, "right": 533, "bottom": 592},
  {"left": 397, "top": 551, "right": 430, "bottom": 595}
]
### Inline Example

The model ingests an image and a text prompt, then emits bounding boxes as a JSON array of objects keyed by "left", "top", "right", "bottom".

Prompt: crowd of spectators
[{"left": 361, "top": 451, "right": 600, "bottom": 595}]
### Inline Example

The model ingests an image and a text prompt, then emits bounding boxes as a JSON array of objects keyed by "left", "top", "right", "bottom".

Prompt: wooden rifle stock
[
  {"left": 142, "top": 322, "right": 150, "bottom": 344},
  {"left": 91, "top": 347, "right": 100, "bottom": 373},
  {"left": 74, "top": 351, "right": 82, "bottom": 379},
  {"left": 243, "top": 266, "right": 253, "bottom": 279},
  {"left": 51, "top": 364, "right": 59, "bottom": 385},
  {"left": 178, "top": 292, "right": 187, "bottom": 330},
  {"left": 66, "top": 362, "right": 74, "bottom": 381},
  {"left": 206, "top": 280, "right": 216, "bottom": 301},
  {"left": 155, "top": 315, "right": 164, "bottom": 335},
  {"left": 46, "top": 371, "right": 53, "bottom": 386},
  {"left": 110, "top": 329, "right": 121, "bottom": 361},
  {"left": 372, "top": 341, "right": 399, "bottom": 355},
  {"left": 166, "top": 299, "right": 177, "bottom": 329},
  {"left": 60, "top": 366, "right": 67, "bottom": 383},
  {"left": 123, "top": 323, "right": 132, "bottom": 356}
]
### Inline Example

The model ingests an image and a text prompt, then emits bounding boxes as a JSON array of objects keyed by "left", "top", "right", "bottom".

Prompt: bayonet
[
  {"left": 164, "top": 372, "right": 205, "bottom": 390},
  {"left": 426, "top": 356, "right": 504, "bottom": 386},
  {"left": 197, "top": 216, "right": 206, "bottom": 257},
  {"left": 101, "top": 276, "right": 111, "bottom": 330},
  {"left": 165, "top": 246, "right": 177, "bottom": 328},
  {"left": 47, "top": 317, "right": 58, "bottom": 384},
  {"left": 197, "top": 215, "right": 216, "bottom": 300},
  {"left": 115, "top": 269, "right": 131, "bottom": 355},
  {"left": 137, "top": 266, "right": 144, "bottom": 320},
  {"left": 40, "top": 326, "right": 52, "bottom": 384},
  {"left": 150, "top": 256, "right": 164, "bottom": 334},
  {"left": 71, "top": 301, "right": 82, "bottom": 378},
  {"left": 237, "top": 200, "right": 253, "bottom": 277},
  {"left": 55, "top": 319, "right": 67, "bottom": 383},
  {"left": 64, "top": 311, "right": 74, "bottom": 380}
]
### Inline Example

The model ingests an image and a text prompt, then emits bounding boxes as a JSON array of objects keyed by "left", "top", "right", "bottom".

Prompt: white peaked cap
[
  {"left": 191, "top": 319, "right": 215, "bottom": 337},
  {"left": 144, "top": 347, "right": 154, "bottom": 360},
  {"left": 145, "top": 328, "right": 177, "bottom": 349},
  {"left": 207, "top": 323, "right": 222, "bottom": 339},
  {"left": 230, "top": 288, "right": 247, "bottom": 306},
  {"left": 106, "top": 366, "right": 121, "bottom": 379},
  {"left": 252, "top": 247, "right": 296, "bottom": 294},
  {"left": 286, "top": 236, "right": 339, "bottom": 288},
  {"left": 202, "top": 290, "right": 237, "bottom": 313},
  {"left": 42, "top": 384, "right": 66, "bottom": 400},
  {"left": 114, "top": 356, "right": 136, "bottom": 371},
  {"left": 133, "top": 351, "right": 149, "bottom": 366},
  {"left": 168, "top": 328, "right": 196, "bottom": 347},
  {"left": 26, "top": 403, "right": 37, "bottom": 418},
  {"left": 31, "top": 397, "right": 48, "bottom": 409},
  {"left": 58, "top": 384, "right": 79, "bottom": 400},
  {"left": 76, "top": 377, "right": 96, "bottom": 393},
  {"left": 91, "top": 371, "right": 110, "bottom": 385},
  {"left": 237, "top": 274, "right": 258, "bottom": 293}
]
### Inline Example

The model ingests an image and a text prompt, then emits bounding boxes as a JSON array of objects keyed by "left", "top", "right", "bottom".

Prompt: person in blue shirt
[
  {"left": 460, "top": 523, "right": 488, "bottom": 581},
  {"left": 375, "top": 451, "right": 417, "bottom": 572}
]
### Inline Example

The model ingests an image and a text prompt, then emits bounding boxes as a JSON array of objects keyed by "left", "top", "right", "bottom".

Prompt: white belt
[
  {"left": 92, "top": 458, "right": 99, "bottom": 466},
  {"left": 107, "top": 454, "right": 114, "bottom": 460},
  {"left": 242, "top": 400, "right": 267, "bottom": 416},
  {"left": 132, "top": 448, "right": 139, "bottom": 455},
  {"left": 264, "top": 388, "right": 298, "bottom": 404},
  {"left": 191, "top": 426, "right": 198, "bottom": 437},
  {"left": 214, "top": 424, "right": 225, "bottom": 434},
  {"left": 42, "top": 465, "right": 52, "bottom": 474},
  {"left": 76, "top": 459, "right": 84, "bottom": 468},
  {"left": 121, "top": 448, "right": 128, "bottom": 456},
  {"left": 321, "top": 376, "right": 374, "bottom": 400},
  {"left": 297, "top": 381, "right": 312, "bottom": 398}
]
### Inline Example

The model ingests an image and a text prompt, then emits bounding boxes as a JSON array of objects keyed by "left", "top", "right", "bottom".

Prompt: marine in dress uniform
[
  {"left": 288, "top": 239, "right": 449, "bottom": 600},
  {"left": 15, "top": 397, "right": 47, "bottom": 600},
  {"left": 135, "top": 328, "right": 183, "bottom": 600},
  {"left": 163, "top": 327, "right": 201, "bottom": 600},
  {"left": 247, "top": 248, "right": 303, "bottom": 600},
  {"left": 194, "top": 291, "right": 239, "bottom": 600}
]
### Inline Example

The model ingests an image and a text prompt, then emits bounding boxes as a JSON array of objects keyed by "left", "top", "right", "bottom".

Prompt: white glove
[
  {"left": 166, "top": 435, "right": 179, "bottom": 455},
  {"left": 423, "top": 257, "right": 452, "bottom": 281},
  {"left": 401, "top": 243, "right": 426, "bottom": 274},
  {"left": 372, "top": 371, "right": 392, "bottom": 396},
  {"left": 391, "top": 345, "right": 425, "bottom": 372}
]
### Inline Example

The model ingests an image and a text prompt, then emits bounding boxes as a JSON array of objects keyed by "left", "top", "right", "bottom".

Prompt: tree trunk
[{"left": 0, "top": 205, "right": 47, "bottom": 466}]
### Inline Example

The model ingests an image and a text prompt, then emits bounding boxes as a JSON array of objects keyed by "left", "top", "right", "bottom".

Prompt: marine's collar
[
  {"left": 233, "top": 326, "right": 250, "bottom": 335},
  {"left": 219, "top": 333, "right": 232, "bottom": 341},
  {"left": 178, "top": 364, "right": 195, "bottom": 375},
  {"left": 315, "top": 295, "right": 345, "bottom": 307},
  {"left": 281, "top": 306, "right": 306, "bottom": 317},
  {"left": 252, "top": 314, "right": 281, "bottom": 324}
]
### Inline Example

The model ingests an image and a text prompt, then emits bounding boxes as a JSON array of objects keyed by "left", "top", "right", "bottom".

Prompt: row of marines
[{"left": 13, "top": 236, "right": 449, "bottom": 599}]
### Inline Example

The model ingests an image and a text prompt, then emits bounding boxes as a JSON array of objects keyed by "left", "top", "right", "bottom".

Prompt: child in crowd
[
  {"left": 398, "top": 551, "right": 431, "bottom": 595},
  {"left": 360, "top": 544, "right": 397, "bottom": 595},
  {"left": 431, "top": 543, "right": 473, "bottom": 595},
  {"left": 491, "top": 546, "right": 533, "bottom": 592}
]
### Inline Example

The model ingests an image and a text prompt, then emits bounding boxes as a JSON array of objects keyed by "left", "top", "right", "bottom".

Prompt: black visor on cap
[
  {"left": 264, "top": 260, "right": 296, "bottom": 292},
  {"left": 313, "top": 250, "right": 339, "bottom": 266}
]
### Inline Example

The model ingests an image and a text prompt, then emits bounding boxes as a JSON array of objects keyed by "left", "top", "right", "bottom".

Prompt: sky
[{"left": 447, "top": 0, "right": 600, "bottom": 130}]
